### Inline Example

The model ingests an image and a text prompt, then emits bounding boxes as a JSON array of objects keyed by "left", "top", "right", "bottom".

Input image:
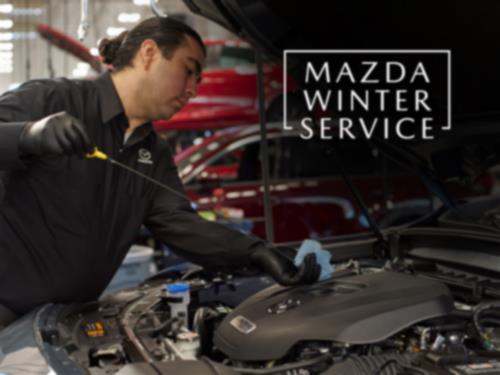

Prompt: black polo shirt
[{"left": 0, "top": 72, "right": 262, "bottom": 315}]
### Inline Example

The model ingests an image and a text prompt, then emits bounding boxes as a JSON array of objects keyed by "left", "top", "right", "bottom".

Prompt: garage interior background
[{"left": 0, "top": 0, "right": 232, "bottom": 92}]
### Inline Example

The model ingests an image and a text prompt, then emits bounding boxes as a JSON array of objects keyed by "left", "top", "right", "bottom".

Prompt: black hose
[
  {"left": 428, "top": 322, "right": 467, "bottom": 332},
  {"left": 473, "top": 301, "right": 500, "bottom": 351},
  {"left": 372, "top": 358, "right": 427, "bottom": 375},
  {"left": 229, "top": 354, "right": 331, "bottom": 374},
  {"left": 479, "top": 318, "right": 500, "bottom": 327},
  {"left": 372, "top": 359, "right": 398, "bottom": 375},
  {"left": 136, "top": 316, "right": 177, "bottom": 334}
]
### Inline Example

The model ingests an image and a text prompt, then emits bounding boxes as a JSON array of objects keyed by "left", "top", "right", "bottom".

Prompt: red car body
[{"left": 175, "top": 124, "right": 489, "bottom": 243}]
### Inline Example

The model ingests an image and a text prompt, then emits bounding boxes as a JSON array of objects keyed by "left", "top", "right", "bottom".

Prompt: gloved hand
[
  {"left": 19, "top": 111, "right": 93, "bottom": 157},
  {"left": 250, "top": 246, "right": 321, "bottom": 286}
]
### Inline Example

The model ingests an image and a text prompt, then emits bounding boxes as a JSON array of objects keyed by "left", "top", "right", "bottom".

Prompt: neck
[{"left": 110, "top": 70, "right": 148, "bottom": 132}]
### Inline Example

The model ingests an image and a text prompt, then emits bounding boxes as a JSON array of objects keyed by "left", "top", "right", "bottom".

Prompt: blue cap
[{"left": 166, "top": 283, "right": 190, "bottom": 294}]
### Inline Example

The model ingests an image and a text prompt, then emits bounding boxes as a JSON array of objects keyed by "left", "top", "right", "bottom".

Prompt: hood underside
[{"left": 184, "top": 0, "right": 500, "bottom": 185}]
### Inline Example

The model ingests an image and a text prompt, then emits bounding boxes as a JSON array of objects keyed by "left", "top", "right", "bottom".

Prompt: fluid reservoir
[{"left": 165, "top": 283, "right": 191, "bottom": 325}]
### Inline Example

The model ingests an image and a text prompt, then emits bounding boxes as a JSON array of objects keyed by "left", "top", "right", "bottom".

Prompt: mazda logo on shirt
[{"left": 138, "top": 148, "right": 153, "bottom": 164}]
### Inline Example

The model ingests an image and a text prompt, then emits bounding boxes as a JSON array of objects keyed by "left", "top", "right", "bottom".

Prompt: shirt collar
[
  {"left": 125, "top": 122, "right": 155, "bottom": 147},
  {"left": 95, "top": 71, "right": 126, "bottom": 123},
  {"left": 95, "top": 71, "right": 157, "bottom": 144}
]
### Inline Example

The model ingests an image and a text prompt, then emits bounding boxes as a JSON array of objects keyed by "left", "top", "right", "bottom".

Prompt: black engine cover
[{"left": 214, "top": 271, "right": 452, "bottom": 361}]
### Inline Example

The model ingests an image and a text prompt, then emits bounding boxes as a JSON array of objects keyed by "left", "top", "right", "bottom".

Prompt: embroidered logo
[{"left": 138, "top": 148, "right": 153, "bottom": 164}]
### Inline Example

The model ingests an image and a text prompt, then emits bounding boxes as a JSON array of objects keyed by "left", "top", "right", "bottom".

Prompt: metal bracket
[
  {"left": 150, "top": 0, "right": 168, "bottom": 18},
  {"left": 77, "top": 0, "right": 89, "bottom": 41}
]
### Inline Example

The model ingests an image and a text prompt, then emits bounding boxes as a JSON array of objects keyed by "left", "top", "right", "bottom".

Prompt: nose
[{"left": 185, "top": 78, "right": 198, "bottom": 99}]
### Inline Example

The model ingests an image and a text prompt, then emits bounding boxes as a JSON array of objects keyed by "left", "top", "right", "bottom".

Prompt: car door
[
  {"left": 267, "top": 137, "right": 389, "bottom": 242},
  {"left": 183, "top": 133, "right": 270, "bottom": 238}
]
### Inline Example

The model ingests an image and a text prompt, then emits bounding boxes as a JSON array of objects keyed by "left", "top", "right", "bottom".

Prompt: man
[{"left": 0, "top": 17, "right": 320, "bottom": 323}]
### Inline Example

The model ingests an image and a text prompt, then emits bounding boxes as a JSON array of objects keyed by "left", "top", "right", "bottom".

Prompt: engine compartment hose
[{"left": 229, "top": 354, "right": 332, "bottom": 374}]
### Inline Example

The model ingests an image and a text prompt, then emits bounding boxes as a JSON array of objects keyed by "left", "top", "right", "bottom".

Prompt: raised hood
[
  {"left": 183, "top": 0, "right": 500, "bottom": 190},
  {"left": 183, "top": 1, "right": 500, "bottom": 117}
]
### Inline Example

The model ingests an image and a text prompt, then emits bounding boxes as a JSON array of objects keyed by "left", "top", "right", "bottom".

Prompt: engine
[
  {"left": 215, "top": 271, "right": 452, "bottom": 361},
  {"left": 41, "top": 268, "right": 500, "bottom": 374}
]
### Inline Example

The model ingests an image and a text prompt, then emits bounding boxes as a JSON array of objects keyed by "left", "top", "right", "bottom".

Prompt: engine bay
[{"left": 34, "top": 259, "right": 500, "bottom": 375}]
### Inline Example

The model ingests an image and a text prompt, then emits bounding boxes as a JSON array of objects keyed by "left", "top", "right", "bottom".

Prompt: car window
[
  {"left": 235, "top": 137, "right": 384, "bottom": 180},
  {"left": 191, "top": 136, "right": 284, "bottom": 183},
  {"left": 189, "top": 136, "right": 414, "bottom": 187},
  {"left": 205, "top": 45, "right": 223, "bottom": 70},
  {"left": 205, "top": 45, "right": 257, "bottom": 70},
  {"left": 197, "top": 136, "right": 394, "bottom": 184},
  {"left": 236, "top": 136, "right": 298, "bottom": 181},
  {"left": 291, "top": 139, "right": 379, "bottom": 177},
  {"left": 210, "top": 150, "right": 240, "bottom": 167},
  {"left": 219, "top": 46, "right": 256, "bottom": 68}
]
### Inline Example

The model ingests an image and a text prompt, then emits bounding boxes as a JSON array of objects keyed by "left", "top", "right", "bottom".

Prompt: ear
[{"left": 138, "top": 39, "right": 158, "bottom": 71}]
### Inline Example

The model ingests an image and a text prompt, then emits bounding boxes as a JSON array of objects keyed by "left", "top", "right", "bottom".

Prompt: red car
[{"left": 175, "top": 123, "right": 488, "bottom": 243}]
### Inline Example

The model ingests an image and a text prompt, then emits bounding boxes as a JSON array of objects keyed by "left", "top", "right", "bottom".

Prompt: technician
[{"left": 0, "top": 17, "right": 320, "bottom": 324}]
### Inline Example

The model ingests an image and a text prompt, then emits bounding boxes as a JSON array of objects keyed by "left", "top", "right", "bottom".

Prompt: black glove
[
  {"left": 19, "top": 111, "right": 93, "bottom": 157},
  {"left": 250, "top": 246, "right": 321, "bottom": 286}
]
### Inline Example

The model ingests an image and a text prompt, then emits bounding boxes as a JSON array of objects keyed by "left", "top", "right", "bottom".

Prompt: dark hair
[{"left": 98, "top": 17, "right": 205, "bottom": 70}]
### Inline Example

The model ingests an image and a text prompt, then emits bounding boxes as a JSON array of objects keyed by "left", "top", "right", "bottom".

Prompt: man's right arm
[
  {"left": 0, "top": 81, "right": 52, "bottom": 170},
  {"left": 0, "top": 81, "right": 92, "bottom": 170}
]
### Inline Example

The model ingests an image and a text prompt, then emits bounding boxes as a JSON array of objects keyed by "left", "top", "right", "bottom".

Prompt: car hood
[
  {"left": 183, "top": 0, "right": 500, "bottom": 116},
  {"left": 183, "top": 0, "right": 500, "bottom": 194}
]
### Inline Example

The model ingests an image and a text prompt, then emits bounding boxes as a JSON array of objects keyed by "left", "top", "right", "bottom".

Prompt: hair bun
[{"left": 98, "top": 31, "right": 128, "bottom": 65}]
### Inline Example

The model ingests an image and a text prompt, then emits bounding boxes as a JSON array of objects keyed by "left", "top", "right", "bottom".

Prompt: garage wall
[{"left": 0, "top": 0, "right": 233, "bottom": 92}]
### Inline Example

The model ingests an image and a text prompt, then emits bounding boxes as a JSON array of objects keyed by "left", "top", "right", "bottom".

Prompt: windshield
[{"left": 205, "top": 45, "right": 256, "bottom": 70}]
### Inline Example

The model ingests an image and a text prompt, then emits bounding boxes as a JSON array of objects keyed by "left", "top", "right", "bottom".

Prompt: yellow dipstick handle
[
  {"left": 84, "top": 146, "right": 192, "bottom": 203},
  {"left": 85, "top": 147, "right": 108, "bottom": 160}
]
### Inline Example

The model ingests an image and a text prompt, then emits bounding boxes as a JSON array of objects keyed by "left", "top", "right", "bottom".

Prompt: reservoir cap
[{"left": 166, "top": 282, "right": 190, "bottom": 294}]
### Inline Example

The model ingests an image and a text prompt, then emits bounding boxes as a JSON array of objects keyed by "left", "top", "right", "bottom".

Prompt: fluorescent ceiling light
[
  {"left": 0, "top": 19, "right": 13, "bottom": 29},
  {"left": 0, "top": 32, "right": 35, "bottom": 40},
  {"left": 0, "top": 4, "right": 13, "bottom": 14},
  {"left": 133, "top": 0, "right": 149, "bottom": 5},
  {"left": 11, "top": 8, "right": 43, "bottom": 16},
  {"left": 0, "top": 32, "right": 13, "bottom": 41},
  {"left": 11, "top": 32, "right": 36, "bottom": 40},
  {"left": 0, "top": 42, "right": 13, "bottom": 50},
  {"left": 118, "top": 12, "right": 140, "bottom": 23},
  {"left": 106, "top": 27, "right": 126, "bottom": 37},
  {"left": 0, "top": 51, "right": 13, "bottom": 58},
  {"left": 0, "top": 62, "right": 13, "bottom": 73}
]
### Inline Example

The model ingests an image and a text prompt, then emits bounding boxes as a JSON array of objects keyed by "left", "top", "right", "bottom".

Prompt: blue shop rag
[{"left": 294, "top": 239, "right": 334, "bottom": 281}]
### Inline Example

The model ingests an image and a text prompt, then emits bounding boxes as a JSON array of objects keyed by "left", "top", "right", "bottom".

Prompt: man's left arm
[
  {"left": 143, "top": 156, "right": 320, "bottom": 285},
  {"left": 144, "top": 162, "right": 264, "bottom": 269}
]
